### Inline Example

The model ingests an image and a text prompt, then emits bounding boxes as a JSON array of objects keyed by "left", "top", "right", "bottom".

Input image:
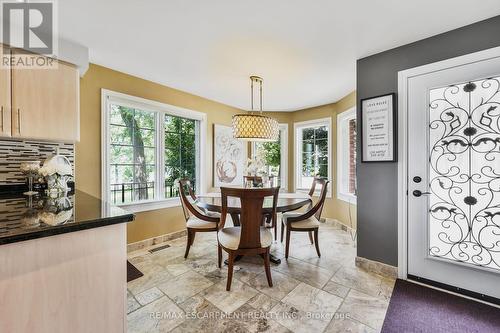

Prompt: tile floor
[{"left": 127, "top": 220, "right": 395, "bottom": 333}]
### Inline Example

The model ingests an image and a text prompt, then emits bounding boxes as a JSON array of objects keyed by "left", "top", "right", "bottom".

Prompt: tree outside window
[
  {"left": 109, "top": 105, "right": 156, "bottom": 204},
  {"left": 164, "top": 115, "right": 197, "bottom": 198}
]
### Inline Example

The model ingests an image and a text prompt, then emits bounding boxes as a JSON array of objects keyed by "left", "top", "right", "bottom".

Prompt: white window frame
[
  {"left": 251, "top": 123, "right": 288, "bottom": 191},
  {"left": 337, "top": 107, "right": 357, "bottom": 204},
  {"left": 101, "top": 89, "right": 207, "bottom": 213},
  {"left": 294, "top": 117, "right": 332, "bottom": 197}
]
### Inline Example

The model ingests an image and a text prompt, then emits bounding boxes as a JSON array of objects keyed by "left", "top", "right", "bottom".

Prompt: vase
[{"left": 46, "top": 174, "right": 69, "bottom": 195}]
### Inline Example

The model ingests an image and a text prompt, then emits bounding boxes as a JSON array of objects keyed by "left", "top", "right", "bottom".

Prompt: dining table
[{"left": 195, "top": 191, "right": 312, "bottom": 264}]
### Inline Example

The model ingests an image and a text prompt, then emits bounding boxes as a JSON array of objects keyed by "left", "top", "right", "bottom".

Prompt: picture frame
[
  {"left": 360, "top": 93, "right": 397, "bottom": 163},
  {"left": 213, "top": 124, "right": 247, "bottom": 187}
]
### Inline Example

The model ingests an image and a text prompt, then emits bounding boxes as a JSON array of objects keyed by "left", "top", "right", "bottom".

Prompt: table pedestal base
[{"left": 224, "top": 254, "right": 281, "bottom": 266}]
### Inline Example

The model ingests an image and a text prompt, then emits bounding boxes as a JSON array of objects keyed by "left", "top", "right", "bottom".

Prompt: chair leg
[
  {"left": 308, "top": 231, "right": 314, "bottom": 244},
  {"left": 274, "top": 223, "right": 277, "bottom": 241},
  {"left": 217, "top": 244, "right": 222, "bottom": 268},
  {"left": 264, "top": 249, "right": 273, "bottom": 287},
  {"left": 313, "top": 229, "right": 321, "bottom": 257},
  {"left": 285, "top": 227, "right": 291, "bottom": 259},
  {"left": 226, "top": 252, "right": 235, "bottom": 291},
  {"left": 190, "top": 231, "right": 196, "bottom": 245},
  {"left": 184, "top": 230, "right": 192, "bottom": 259}
]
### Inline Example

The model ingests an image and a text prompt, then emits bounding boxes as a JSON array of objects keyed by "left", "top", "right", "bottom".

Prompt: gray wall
[{"left": 356, "top": 15, "right": 500, "bottom": 266}]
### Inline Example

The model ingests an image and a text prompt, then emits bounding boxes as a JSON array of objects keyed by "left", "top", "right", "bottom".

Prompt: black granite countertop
[{"left": 0, "top": 190, "right": 134, "bottom": 245}]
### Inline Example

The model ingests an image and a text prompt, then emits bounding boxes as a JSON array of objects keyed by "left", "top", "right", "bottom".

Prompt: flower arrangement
[
  {"left": 38, "top": 160, "right": 72, "bottom": 177},
  {"left": 245, "top": 149, "right": 267, "bottom": 176},
  {"left": 39, "top": 155, "right": 73, "bottom": 195}
]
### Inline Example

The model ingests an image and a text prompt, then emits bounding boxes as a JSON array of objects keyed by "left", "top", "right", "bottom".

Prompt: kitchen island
[{"left": 0, "top": 190, "right": 134, "bottom": 333}]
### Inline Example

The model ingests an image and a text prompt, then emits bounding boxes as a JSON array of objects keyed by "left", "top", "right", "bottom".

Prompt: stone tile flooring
[{"left": 127, "top": 220, "right": 395, "bottom": 333}]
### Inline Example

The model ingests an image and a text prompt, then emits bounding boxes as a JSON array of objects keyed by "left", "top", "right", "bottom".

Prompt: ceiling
[{"left": 59, "top": 1, "right": 500, "bottom": 111}]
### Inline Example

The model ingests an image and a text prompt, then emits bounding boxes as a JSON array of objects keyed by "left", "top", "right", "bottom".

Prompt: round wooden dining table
[{"left": 195, "top": 192, "right": 312, "bottom": 264}]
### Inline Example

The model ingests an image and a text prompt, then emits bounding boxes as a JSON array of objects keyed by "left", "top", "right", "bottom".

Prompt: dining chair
[
  {"left": 243, "top": 175, "right": 278, "bottom": 239},
  {"left": 217, "top": 187, "right": 280, "bottom": 291},
  {"left": 178, "top": 179, "right": 220, "bottom": 258},
  {"left": 281, "top": 178, "right": 330, "bottom": 259}
]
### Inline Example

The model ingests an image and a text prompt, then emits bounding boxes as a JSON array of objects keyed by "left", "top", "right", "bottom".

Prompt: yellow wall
[
  {"left": 264, "top": 91, "right": 357, "bottom": 229},
  {"left": 76, "top": 64, "right": 243, "bottom": 244}
]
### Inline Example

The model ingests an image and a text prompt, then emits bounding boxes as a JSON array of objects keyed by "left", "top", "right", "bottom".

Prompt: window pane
[
  {"left": 108, "top": 106, "right": 156, "bottom": 204},
  {"left": 181, "top": 118, "right": 196, "bottom": 135},
  {"left": 110, "top": 165, "right": 133, "bottom": 184},
  {"left": 315, "top": 126, "right": 328, "bottom": 139},
  {"left": 318, "top": 155, "right": 328, "bottom": 166},
  {"left": 165, "top": 115, "right": 181, "bottom": 132},
  {"left": 110, "top": 125, "right": 132, "bottom": 145},
  {"left": 165, "top": 132, "right": 180, "bottom": 150},
  {"left": 110, "top": 145, "right": 133, "bottom": 164},
  {"left": 315, "top": 139, "right": 328, "bottom": 153},
  {"left": 302, "top": 128, "right": 314, "bottom": 140},
  {"left": 302, "top": 140, "right": 314, "bottom": 153},
  {"left": 135, "top": 110, "right": 155, "bottom": 129},
  {"left": 164, "top": 114, "right": 199, "bottom": 198},
  {"left": 318, "top": 164, "right": 328, "bottom": 178},
  {"left": 136, "top": 129, "right": 155, "bottom": 147},
  {"left": 110, "top": 105, "right": 132, "bottom": 126}
]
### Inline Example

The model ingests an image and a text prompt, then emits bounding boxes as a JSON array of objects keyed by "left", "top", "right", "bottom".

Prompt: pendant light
[{"left": 232, "top": 76, "right": 279, "bottom": 142}]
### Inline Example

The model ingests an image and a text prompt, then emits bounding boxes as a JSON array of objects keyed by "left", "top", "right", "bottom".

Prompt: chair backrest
[
  {"left": 308, "top": 177, "right": 323, "bottom": 196},
  {"left": 178, "top": 179, "right": 218, "bottom": 224},
  {"left": 178, "top": 179, "right": 195, "bottom": 221},
  {"left": 220, "top": 187, "right": 280, "bottom": 249},
  {"left": 311, "top": 178, "right": 330, "bottom": 220}
]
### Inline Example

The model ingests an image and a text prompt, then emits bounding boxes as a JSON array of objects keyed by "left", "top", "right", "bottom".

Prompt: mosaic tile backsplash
[{"left": 0, "top": 139, "right": 74, "bottom": 185}]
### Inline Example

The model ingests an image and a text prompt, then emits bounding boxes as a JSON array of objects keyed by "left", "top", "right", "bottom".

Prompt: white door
[{"left": 406, "top": 48, "right": 500, "bottom": 301}]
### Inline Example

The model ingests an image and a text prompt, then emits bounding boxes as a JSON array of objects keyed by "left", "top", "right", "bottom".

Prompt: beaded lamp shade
[
  {"left": 232, "top": 76, "right": 279, "bottom": 142},
  {"left": 232, "top": 114, "right": 279, "bottom": 142}
]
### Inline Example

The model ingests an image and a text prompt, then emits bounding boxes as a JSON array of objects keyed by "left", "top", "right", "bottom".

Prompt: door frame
[{"left": 397, "top": 45, "right": 500, "bottom": 279}]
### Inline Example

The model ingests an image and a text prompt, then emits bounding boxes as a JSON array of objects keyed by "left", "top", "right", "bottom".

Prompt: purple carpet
[{"left": 382, "top": 279, "right": 500, "bottom": 333}]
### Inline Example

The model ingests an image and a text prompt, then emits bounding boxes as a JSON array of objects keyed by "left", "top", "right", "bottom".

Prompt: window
[
  {"left": 109, "top": 105, "right": 156, "bottom": 203},
  {"left": 251, "top": 124, "right": 288, "bottom": 190},
  {"left": 294, "top": 118, "right": 332, "bottom": 194},
  {"left": 102, "top": 90, "right": 206, "bottom": 213},
  {"left": 164, "top": 115, "right": 198, "bottom": 198},
  {"left": 337, "top": 108, "right": 357, "bottom": 203}
]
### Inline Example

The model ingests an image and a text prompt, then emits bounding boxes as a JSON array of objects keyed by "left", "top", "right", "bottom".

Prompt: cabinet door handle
[
  {"left": 0, "top": 106, "right": 3, "bottom": 132},
  {"left": 17, "top": 108, "right": 21, "bottom": 134}
]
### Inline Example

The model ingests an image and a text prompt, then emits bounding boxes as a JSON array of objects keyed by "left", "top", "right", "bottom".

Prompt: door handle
[
  {"left": 0, "top": 106, "right": 3, "bottom": 132},
  {"left": 413, "top": 190, "right": 431, "bottom": 197}
]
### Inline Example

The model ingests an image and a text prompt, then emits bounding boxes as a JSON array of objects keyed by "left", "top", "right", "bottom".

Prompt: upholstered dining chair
[
  {"left": 281, "top": 178, "right": 330, "bottom": 259},
  {"left": 178, "top": 179, "right": 220, "bottom": 259},
  {"left": 217, "top": 187, "right": 280, "bottom": 291}
]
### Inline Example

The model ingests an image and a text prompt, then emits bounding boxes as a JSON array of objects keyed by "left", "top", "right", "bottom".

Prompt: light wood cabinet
[
  {"left": 11, "top": 50, "right": 79, "bottom": 142},
  {"left": 0, "top": 45, "right": 11, "bottom": 137}
]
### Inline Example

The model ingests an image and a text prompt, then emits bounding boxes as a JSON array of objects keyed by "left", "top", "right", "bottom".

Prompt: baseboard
[
  {"left": 324, "top": 218, "right": 356, "bottom": 234},
  {"left": 127, "top": 229, "right": 187, "bottom": 253},
  {"left": 355, "top": 256, "right": 398, "bottom": 279}
]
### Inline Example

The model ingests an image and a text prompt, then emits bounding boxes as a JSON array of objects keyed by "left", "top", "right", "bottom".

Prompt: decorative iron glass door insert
[{"left": 428, "top": 77, "right": 500, "bottom": 271}]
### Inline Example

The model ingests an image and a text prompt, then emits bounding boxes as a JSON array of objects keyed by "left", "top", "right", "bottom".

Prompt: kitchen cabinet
[
  {"left": 0, "top": 45, "right": 11, "bottom": 137},
  {"left": 0, "top": 46, "right": 80, "bottom": 142},
  {"left": 11, "top": 49, "right": 80, "bottom": 142}
]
